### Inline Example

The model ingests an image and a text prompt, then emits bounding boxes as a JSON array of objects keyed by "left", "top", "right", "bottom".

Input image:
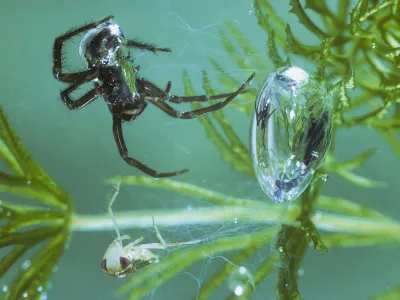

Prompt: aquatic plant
[
  {"left": 1, "top": 0, "right": 399, "bottom": 299},
  {"left": 178, "top": 0, "right": 400, "bottom": 298},
  {"left": 0, "top": 109, "right": 72, "bottom": 299}
]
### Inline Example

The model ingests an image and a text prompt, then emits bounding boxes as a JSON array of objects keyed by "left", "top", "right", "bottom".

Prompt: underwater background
[{"left": 1, "top": 0, "right": 400, "bottom": 299}]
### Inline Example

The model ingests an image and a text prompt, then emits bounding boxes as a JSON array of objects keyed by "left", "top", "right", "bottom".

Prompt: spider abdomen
[
  {"left": 79, "top": 21, "right": 125, "bottom": 68},
  {"left": 99, "top": 66, "right": 142, "bottom": 117}
]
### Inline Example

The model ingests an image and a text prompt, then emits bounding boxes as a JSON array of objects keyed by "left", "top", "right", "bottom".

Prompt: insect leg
[
  {"left": 112, "top": 116, "right": 189, "bottom": 178},
  {"left": 152, "top": 216, "right": 167, "bottom": 246},
  {"left": 108, "top": 176, "right": 123, "bottom": 245}
]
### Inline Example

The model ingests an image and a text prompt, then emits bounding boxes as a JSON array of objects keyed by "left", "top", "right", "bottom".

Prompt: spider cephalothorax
[
  {"left": 53, "top": 16, "right": 255, "bottom": 178},
  {"left": 79, "top": 21, "right": 126, "bottom": 67}
]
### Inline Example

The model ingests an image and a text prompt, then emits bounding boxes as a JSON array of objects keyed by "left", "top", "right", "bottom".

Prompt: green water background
[{"left": 1, "top": 0, "right": 399, "bottom": 299}]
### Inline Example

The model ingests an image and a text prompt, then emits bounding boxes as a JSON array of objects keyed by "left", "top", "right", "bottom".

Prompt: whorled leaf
[
  {"left": 198, "top": 235, "right": 270, "bottom": 300},
  {"left": 182, "top": 70, "right": 254, "bottom": 175},
  {"left": 289, "top": 0, "right": 328, "bottom": 38},
  {"left": 179, "top": 0, "right": 400, "bottom": 299},
  {"left": 0, "top": 106, "right": 72, "bottom": 300},
  {"left": 101, "top": 174, "right": 400, "bottom": 299},
  {"left": 117, "top": 230, "right": 274, "bottom": 300}
]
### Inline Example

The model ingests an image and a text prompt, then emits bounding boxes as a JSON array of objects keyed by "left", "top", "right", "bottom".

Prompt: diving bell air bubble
[{"left": 250, "top": 66, "right": 333, "bottom": 203}]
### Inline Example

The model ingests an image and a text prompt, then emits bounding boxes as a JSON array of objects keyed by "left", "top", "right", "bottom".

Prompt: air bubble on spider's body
[
  {"left": 250, "top": 66, "right": 333, "bottom": 204},
  {"left": 79, "top": 22, "right": 126, "bottom": 67}
]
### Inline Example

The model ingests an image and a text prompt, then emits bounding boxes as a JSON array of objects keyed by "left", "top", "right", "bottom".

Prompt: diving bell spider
[{"left": 52, "top": 15, "right": 255, "bottom": 178}]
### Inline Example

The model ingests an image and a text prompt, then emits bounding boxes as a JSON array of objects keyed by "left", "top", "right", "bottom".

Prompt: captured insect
[
  {"left": 52, "top": 15, "right": 255, "bottom": 178},
  {"left": 250, "top": 66, "right": 333, "bottom": 203},
  {"left": 101, "top": 179, "right": 202, "bottom": 278}
]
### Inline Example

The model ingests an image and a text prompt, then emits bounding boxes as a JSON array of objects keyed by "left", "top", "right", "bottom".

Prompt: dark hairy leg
[
  {"left": 59, "top": 70, "right": 100, "bottom": 109},
  {"left": 125, "top": 40, "right": 172, "bottom": 53},
  {"left": 53, "top": 15, "right": 114, "bottom": 82},
  {"left": 137, "top": 77, "right": 249, "bottom": 103},
  {"left": 145, "top": 72, "right": 256, "bottom": 119},
  {"left": 112, "top": 117, "right": 189, "bottom": 178}
]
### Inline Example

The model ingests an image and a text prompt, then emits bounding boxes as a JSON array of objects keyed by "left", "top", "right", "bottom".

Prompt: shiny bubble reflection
[
  {"left": 250, "top": 66, "right": 333, "bottom": 203},
  {"left": 228, "top": 266, "right": 254, "bottom": 296}
]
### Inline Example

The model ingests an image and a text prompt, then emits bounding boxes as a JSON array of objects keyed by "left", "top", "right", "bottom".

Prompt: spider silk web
[
  {"left": 92, "top": 1, "right": 294, "bottom": 299},
  {"left": 0, "top": 1, "right": 294, "bottom": 300},
  {"left": 3, "top": 1, "right": 400, "bottom": 300}
]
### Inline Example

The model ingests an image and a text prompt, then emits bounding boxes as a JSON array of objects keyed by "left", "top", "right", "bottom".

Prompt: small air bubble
[
  {"left": 278, "top": 246, "right": 284, "bottom": 253},
  {"left": 321, "top": 174, "right": 328, "bottom": 182},
  {"left": 314, "top": 211, "right": 322, "bottom": 220},
  {"left": 298, "top": 268, "right": 305, "bottom": 276},
  {"left": 249, "top": 4, "right": 254, "bottom": 15},
  {"left": 228, "top": 266, "right": 252, "bottom": 296},
  {"left": 23, "top": 292, "right": 28, "bottom": 298},
  {"left": 2, "top": 285, "right": 8, "bottom": 292},
  {"left": 39, "top": 292, "right": 48, "bottom": 300},
  {"left": 235, "top": 286, "right": 244, "bottom": 295},
  {"left": 234, "top": 218, "right": 238, "bottom": 224},
  {"left": 22, "top": 260, "right": 31, "bottom": 270},
  {"left": 37, "top": 286, "right": 43, "bottom": 292},
  {"left": 311, "top": 151, "right": 319, "bottom": 158}
]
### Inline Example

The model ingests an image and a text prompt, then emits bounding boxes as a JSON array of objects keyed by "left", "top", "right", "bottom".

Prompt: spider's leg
[
  {"left": 125, "top": 39, "right": 171, "bottom": 53},
  {"left": 146, "top": 72, "right": 255, "bottom": 119},
  {"left": 137, "top": 78, "right": 248, "bottom": 103},
  {"left": 53, "top": 15, "right": 113, "bottom": 82},
  {"left": 112, "top": 116, "right": 189, "bottom": 178},
  {"left": 108, "top": 177, "right": 123, "bottom": 245},
  {"left": 60, "top": 72, "right": 101, "bottom": 110},
  {"left": 168, "top": 91, "right": 247, "bottom": 104}
]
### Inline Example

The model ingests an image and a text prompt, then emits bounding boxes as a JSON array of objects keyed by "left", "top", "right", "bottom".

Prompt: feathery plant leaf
[
  {"left": 0, "top": 107, "right": 72, "bottom": 300},
  {"left": 2, "top": 2, "right": 400, "bottom": 298},
  {"left": 182, "top": 70, "right": 254, "bottom": 175},
  {"left": 105, "top": 175, "right": 400, "bottom": 299},
  {"left": 179, "top": 0, "right": 400, "bottom": 298}
]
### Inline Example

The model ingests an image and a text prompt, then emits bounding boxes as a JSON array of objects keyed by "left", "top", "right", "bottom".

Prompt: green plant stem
[
  {"left": 70, "top": 207, "right": 400, "bottom": 242},
  {"left": 120, "top": 229, "right": 275, "bottom": 300}
]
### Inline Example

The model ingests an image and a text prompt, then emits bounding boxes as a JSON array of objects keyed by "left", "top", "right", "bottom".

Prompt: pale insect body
[{"left": 101, "top": 179, "right": 201, "bottom": 278}]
